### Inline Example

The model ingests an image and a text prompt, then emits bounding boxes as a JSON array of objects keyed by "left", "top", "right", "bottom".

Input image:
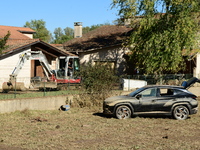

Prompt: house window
[{"left": 94, "top": 61, "right": 116, "bottom": 73}]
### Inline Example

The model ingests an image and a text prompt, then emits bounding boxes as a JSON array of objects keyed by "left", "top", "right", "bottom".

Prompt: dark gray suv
[{"left": 103, "top": 77, "right": 199, "bottom": 120}]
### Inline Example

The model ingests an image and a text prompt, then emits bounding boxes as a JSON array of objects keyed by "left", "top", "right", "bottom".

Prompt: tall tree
[
  {"left": 24, "top": 19, "right": 52, "bottom": 43},
  {"left": 0, "top": 31, "right": 10, "bottom": 54},
  {"left": 64, "top": 27, "right": 74, "bottom": 37},
  {"left": 52, "top": 27, "right": 73, "bottom": 44},
  {"left": 54, "top": 27, "right": 64, "bottom": 40},
  {"left": 112, "top": 0, "right": 200, "bottom": 74}
]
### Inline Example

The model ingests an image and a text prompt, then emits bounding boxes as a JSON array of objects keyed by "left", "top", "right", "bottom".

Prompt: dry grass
[{"left": 0, "top": 102, "right": 199, "bottom": 150}]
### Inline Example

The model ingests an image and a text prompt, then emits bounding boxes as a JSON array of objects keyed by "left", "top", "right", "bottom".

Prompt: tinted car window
[
  {"left": 173, "top": 89, "right": 184, "bottom": 95},
  {"left": 173, "top": 89, "right": 192, "bottom": 96},
  {"left": 159, "top": 88, "right": 174, "bottom": 96},
  {"left": 128, "top": 87, "right": 146, "bottom": 97},
  {"left": 139, "top": 88, "right": 157, "bottom": 97}
]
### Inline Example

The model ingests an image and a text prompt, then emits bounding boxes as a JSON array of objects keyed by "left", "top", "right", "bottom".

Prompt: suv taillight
[{"left": 192, "top": 96, "right": 197, "bottom": 100}]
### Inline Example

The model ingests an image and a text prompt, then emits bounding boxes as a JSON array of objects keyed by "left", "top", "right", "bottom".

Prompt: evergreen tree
[{"left": 0, "top": 31, "right": 10, "bottom": 54}]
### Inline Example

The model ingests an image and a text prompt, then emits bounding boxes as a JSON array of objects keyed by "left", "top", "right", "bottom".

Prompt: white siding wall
[
  {"left": 79, "top": 47, "right": 127, "bottom": 75},
  {"left": 0, "top": 49, "right": 31, "bottom": 89},
  {"left": 194, "top": 53, "right": 200, "bottom": 78},
  {"left": 23, "top": 33, "right": 33, "bottom": 39}
]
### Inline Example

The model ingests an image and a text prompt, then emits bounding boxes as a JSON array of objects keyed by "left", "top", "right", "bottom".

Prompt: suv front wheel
[
  {"left": 173, "top": 105, "right": 189, "bottom": 120},
  {"left": 115, "top": 105, "right": 132, "bottom": 119}
]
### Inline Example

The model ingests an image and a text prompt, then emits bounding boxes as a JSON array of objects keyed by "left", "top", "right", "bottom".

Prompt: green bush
[{"left": 78, "top": 63, "right": 119, "bottom": 94}]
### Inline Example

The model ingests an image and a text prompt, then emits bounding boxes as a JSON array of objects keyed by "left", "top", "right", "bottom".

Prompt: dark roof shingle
[{"left": 63, "top": 25, "right": 133, "bottom": 52}]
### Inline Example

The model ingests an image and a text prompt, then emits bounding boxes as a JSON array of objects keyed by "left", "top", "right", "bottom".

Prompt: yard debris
[
  {"left": 59, "top": 105, "right": 70, "bottom": 111},
  {"left": 81, "top": 124, "right": 91, "bottom": 127},
  {"left": 55, "top": 125, "right": 60, "bottom": 129},
  {"left": 30, "top": 117, "right": 47, "bottom": 123},
  {"left": 162, "top": 135, "right": 168, "bottom": 139}
]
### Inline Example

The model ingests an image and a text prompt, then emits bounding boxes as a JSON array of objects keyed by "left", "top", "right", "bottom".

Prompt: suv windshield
[{"left": 128, "top": 87, "right": 146, "bottom": 97}]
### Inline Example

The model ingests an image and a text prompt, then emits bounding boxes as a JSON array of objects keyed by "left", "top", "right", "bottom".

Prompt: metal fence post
[
  {"left": 43, "top": 82, "right": 46, "bottom": 97},
  {"left": 14, "top": 77, "right": 16, "bottom": 98},
  {"left": 128, "top": 75, "right": 130, "bottom": 91}
]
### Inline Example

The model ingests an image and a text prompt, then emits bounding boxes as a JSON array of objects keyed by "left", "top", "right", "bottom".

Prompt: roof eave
[
  {"left": 17, "top": 30, "right": 36, "bottom": 34},
  {"left": 1, "top": 40, "right": 76, "bottom": 59},
  {"left": 69, "top": 43, "right": 123, "bottom": 53}
]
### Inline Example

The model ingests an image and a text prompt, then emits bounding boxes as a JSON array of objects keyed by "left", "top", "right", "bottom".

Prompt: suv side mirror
[{"left": 136, "top": 94, "right": 142, "bottom": 99}]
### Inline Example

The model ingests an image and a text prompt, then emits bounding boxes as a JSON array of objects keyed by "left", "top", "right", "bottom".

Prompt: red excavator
[{"left": 2, "top": 51, "right": 81, "bottom": 92}]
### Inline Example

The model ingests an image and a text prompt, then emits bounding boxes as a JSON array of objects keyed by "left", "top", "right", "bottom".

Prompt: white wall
[
  {"left": 23, "top": 33, "right": 33, "bottom": 39},
  {"left": 122, "top": 79, "right": 147, "bottom": 91},
  {"left": 79, "top": 46, "right": 127, "bottom": 75},
  {"left": 0, "top": 49, "right": 31, "bottom": 89},
  {"left": 194, "top": 53, "right": 200, "bottom": 78}
]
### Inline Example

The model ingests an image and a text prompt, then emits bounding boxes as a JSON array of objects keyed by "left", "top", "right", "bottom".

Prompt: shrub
[{"left": 78, "top": 63, "right": 119, "bottom": 94}]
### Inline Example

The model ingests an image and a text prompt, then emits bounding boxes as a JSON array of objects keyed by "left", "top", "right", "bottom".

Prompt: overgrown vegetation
[
  {"left": 112, "top": 0, "right": 200, "bottom": 74},
  {"left": 75, "top": 63, "right": 119, "bottom": 106},
  {"left": 78, "top": 63, "right": 119, "bottom": 94}
]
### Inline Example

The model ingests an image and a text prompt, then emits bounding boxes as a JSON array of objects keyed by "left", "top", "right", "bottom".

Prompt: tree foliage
[
  {"left": 78, "top": 63, "right": 118, "bottom": 94},
  {"left": 24, "top": 19, "right": 52, "bottom": 43},
  {"left": 52, "top": 23, "right": 112, "bottom": 44},
  {"left": 52, "top": 27, "right": 73, "bottom": 44},
  {"left": 0, "top": 31, "right": 10, "bottom": 54},
  {"left": 112, "top": 0, "right": 200, "bottom": 74}
]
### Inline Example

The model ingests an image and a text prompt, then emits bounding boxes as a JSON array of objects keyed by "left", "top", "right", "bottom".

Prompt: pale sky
[{"left": 1, "top": 0, "right": 118, "bottom": 34}]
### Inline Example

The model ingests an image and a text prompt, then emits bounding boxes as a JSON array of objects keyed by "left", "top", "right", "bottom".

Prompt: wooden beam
[{"left": 35, "top": 47, "right": 57, "bottom": 58}]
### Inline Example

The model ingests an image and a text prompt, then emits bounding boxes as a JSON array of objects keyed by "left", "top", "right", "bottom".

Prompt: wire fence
[{"left": 121, "top": 74, "right": 194, "bottom": 85}]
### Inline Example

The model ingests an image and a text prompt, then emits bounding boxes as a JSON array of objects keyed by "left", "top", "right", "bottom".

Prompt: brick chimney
[{"left": 74, "top": 22, "right": 82, "bottom": 38}]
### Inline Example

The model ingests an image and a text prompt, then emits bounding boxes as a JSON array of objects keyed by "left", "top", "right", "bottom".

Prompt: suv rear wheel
[
  {"left": 115, "top": 105, "right": 132, "bottom": 119},
  {"left": 173, "top": 105, "right": 189, "bottom": 120}
]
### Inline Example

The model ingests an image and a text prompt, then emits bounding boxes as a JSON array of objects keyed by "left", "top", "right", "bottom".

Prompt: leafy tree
[
  {"left": 112, "top": 0, "right": 200, "bottom": 74},
  {"left": 52, "top": 23, "right": 111, "bottom": 44},
  {"left": 0, "top": 31, "right": 10, "bottom": 54},
  {"left": 54, "top": 27, "right": 64, "bottom": 39},
  {"left": 52, "top": 27, "right": 73, "bottom": 44},
  {"left": 64, "top": 27, "right": 74, "bottom": 37},
  {"left": 24, "top": 19, "right": 52, "bottom": 43}
]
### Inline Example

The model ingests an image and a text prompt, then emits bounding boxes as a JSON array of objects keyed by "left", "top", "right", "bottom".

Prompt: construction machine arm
[
  {"left": 8, "top": 51, "right": 54, "bottom": 85},
  {"left": 28, "top": 51, "right": 54, "bottom": 80},
  {"left": 7, "top": 52, "right": 30, "bottom": 85}
]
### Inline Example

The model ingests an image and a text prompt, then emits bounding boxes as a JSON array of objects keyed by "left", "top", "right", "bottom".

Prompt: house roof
[
  {"left": 63, "top": 25, "right": 133, "bottom": 52},
  {"left": 1, "top": 39, "right": 75, "bottom": 57},
  {"left": 0, "top": 25, "right": 76, "bottom": 57},
  {"left": 0, "top": 25, "right": 35, "bottom": 39}
]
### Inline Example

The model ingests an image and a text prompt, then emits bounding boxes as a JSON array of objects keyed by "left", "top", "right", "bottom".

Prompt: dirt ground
[{"left": 0, "top": 102, "right": 199, "bottom": 150}]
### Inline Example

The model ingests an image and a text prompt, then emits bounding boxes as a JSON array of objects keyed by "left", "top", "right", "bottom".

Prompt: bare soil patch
[{"left": 0, "top": 102, "right": 199, "bottom": 150}]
